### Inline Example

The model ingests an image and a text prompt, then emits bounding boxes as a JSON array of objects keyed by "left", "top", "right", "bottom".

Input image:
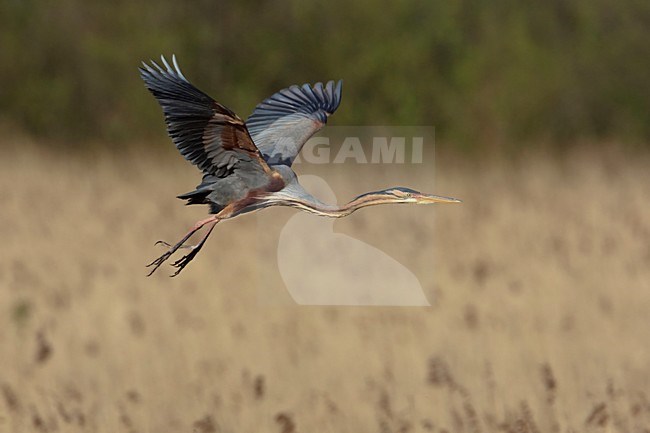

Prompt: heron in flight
[{"left": 140, "top": 55, "right": 460, "bottom": 277}]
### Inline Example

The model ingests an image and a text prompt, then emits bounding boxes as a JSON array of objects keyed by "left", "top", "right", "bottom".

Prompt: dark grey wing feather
[
  {"left": 246, "top": 80, "right": 343, "bottom": 166},
  {"left": 140, "top": 55, "right": 272, "bottom": 178}
]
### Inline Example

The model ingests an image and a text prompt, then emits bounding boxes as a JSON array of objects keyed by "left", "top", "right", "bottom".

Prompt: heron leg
[
  {"left": 146, "top": 216, "right": 218, "bottom": 276},
  {"left": 169, "top": 220, "right": 218, "bottom": 277}
]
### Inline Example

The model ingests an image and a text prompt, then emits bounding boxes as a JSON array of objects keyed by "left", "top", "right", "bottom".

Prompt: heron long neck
[{"left": 281, "top": 191, "right": 397, "bottom": 218}]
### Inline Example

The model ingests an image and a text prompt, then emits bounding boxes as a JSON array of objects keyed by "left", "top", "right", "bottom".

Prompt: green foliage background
[{"left": 1, "top": 0, "right": 649, "bottom": 150}]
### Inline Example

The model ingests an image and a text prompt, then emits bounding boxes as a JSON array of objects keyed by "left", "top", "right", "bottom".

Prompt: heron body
[{"left": 140, "top": 55, "right": 460, "bottom": 276}]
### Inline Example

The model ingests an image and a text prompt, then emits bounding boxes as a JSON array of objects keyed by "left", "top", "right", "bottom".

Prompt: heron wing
[
  {"left": 140, "top": 55, "right": 273, "bottom": 178},
  {"left": 246, "top": 80, "right": 343, "bottom": 166}
]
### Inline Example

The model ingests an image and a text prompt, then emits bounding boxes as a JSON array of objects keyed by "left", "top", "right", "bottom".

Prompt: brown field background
[{"left": 1, "top": 139, "right": 650, "bottom": 433}]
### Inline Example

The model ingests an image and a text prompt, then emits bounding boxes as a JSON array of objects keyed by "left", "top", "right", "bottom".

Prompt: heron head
[{"left": 379, "top": 187, "right": 462, "bottom": 204}]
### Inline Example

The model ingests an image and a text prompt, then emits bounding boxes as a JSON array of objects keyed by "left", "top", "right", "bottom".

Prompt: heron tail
[
  {"left": 177, "top": 174, "right": 219, "bottom": 204},
  {"left": 176, "top": 188, "right": 209, "bottom": 205}
]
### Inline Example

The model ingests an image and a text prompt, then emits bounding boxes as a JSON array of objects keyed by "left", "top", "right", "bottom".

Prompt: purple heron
[{"left": 140, "top": 55, "right": 460, "bottom": 276}]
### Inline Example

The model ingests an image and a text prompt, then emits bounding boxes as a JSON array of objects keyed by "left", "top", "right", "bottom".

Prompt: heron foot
[
  {"left": 169, "top": 222, "right": 217, "bottom": 277},
  {"left": 146, "top": 217, "right": 219, "bottom": 277},
  {"left": 170, "top": 246, "right": 202, "bottom": 277},
  {"left": 146, "top": 248, "right": 177, "bottom": 276},
  {"left": 147, "top": 227, "right": 205, "bottom": 276}
]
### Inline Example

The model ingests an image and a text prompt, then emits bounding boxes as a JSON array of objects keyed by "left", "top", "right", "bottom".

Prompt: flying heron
[{"left": 140, "top": 55, "right": 461, "bottom": 277}]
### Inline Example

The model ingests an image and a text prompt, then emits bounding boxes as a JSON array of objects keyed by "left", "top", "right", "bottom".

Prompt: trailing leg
[
  {"left": 169, "top": 220, "right": 219, "bottom": 277},
  {"left": 146, "top": 216, "right": 218, "bottom": 276}
]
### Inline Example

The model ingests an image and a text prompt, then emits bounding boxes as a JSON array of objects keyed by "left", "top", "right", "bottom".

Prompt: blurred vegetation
[{"left": 1, "top": 0, "right": 649, "bottom": 150}]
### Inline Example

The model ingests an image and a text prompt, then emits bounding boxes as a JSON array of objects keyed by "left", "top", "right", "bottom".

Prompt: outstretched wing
[
  {"left": 140, "top": 55, "right": 273, "bottom": 178},
  {"left": 246, "top": 80, "right": 343, "bottom": 166}
]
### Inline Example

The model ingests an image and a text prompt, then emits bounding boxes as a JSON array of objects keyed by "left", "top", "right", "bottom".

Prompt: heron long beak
[{"left": 414, "top": 193, "right": 462, "bottom": 204}]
